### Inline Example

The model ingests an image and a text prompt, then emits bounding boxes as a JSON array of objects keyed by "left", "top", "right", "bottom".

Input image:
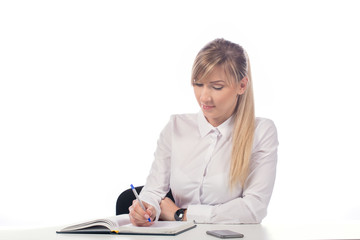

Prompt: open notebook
[{"left": 57, "top": 214, "right": 196, "bottom": 236}]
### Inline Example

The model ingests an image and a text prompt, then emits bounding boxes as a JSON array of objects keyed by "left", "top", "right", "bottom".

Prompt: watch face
[{"left": 174, "top": 208, "right": 185, "bottom": 221}]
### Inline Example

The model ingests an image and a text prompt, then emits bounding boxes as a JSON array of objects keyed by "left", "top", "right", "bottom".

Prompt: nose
[{"left": 200, "top": 86, "right": 212, "bottom": 103}]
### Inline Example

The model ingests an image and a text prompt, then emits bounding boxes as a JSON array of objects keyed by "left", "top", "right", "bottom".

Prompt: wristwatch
[{"left": 174, "top": 208, "right": 186, "bottom": 221}]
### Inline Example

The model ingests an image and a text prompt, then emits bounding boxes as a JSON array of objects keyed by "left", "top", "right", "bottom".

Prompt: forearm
[{"left": 186, "top": 194, "right": 267, "bottom": 223}]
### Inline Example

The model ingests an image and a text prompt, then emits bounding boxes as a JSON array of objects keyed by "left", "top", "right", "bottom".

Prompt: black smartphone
[{"left": 206, "top": 230, "right": 244, "bottom": 238}]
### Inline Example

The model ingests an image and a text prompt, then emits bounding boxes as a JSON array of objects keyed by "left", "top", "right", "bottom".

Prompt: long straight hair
[{"left": 191, "top": 38, "right": 255, "bottom": 188}]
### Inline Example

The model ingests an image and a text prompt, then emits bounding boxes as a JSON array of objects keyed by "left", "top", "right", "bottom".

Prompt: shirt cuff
[
  {"left": 139, "top": 195, "right": 161, "bottom": 222},
  {"left": 186, "top": 204, "right": 214, "bottom": 223}
]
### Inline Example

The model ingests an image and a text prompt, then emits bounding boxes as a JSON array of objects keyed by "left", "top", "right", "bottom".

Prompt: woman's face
[{"left": 193, "top": 66, "right": 247, "bottom": 127}]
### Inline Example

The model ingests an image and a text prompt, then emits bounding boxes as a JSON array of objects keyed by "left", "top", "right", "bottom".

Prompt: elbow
[
  {"left": 253, "top": 212, "right": 266, "bottom": 224},
  {"left": 245, "top": 201, "right": 268, "bottom": 224},
  {"left": 242, "top": 192, "right": 272, "bottom": 223},
  {"left": 246, "top": 210, "right": 266, "bottom": 224}
]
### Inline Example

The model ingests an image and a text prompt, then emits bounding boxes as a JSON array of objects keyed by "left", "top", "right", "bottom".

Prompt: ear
[{"left": 236, "top": 76, "right": 248, "bottom": 95}]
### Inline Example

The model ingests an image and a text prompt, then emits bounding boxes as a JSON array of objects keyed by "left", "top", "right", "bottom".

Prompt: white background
[{"left": 1, "top": 0, "right": 360, "bottom": 227}]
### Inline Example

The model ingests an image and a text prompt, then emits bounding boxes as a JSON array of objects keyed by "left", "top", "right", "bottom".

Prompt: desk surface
[{"left": 1, "top": 223, "right": 360, "bottom": 240}]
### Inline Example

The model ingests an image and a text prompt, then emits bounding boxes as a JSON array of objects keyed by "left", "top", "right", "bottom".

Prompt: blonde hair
[{"left": 192, "top": 38, "right": 255, "bottom": 188}]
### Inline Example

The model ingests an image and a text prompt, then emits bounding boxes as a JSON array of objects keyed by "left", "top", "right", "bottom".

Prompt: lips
[{"left": 202, "top": 104, "right": 215, "bottom": 110}]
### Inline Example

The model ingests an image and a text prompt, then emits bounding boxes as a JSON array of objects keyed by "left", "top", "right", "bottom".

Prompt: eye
[
  {"left": 193, "top": 83, "right": 203, "bottom": 87},
  {"left": 213, "top": 85, "right": 224, "bottom": 90}
]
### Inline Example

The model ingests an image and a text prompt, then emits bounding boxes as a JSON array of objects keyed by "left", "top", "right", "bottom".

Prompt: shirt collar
[{"left": 197, "top": 111, "right": 235, "bottom": 138}]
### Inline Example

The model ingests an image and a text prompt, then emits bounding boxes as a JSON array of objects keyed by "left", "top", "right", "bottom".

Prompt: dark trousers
[{"left": 116, "top": 186, "right": 174, "bottom": 215}]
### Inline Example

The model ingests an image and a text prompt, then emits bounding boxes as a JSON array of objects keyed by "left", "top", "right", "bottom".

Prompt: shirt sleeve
[
  {"left": 139, "top": 116, "right": 173, "bottom": 221},
  {"left": 186, "top": 119, "right": 278, "bottom": 223}
]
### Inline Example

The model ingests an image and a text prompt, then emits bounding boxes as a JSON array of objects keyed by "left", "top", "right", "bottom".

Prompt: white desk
[{"left": 1, "top": 223, "right": 360, "bottom": 240}]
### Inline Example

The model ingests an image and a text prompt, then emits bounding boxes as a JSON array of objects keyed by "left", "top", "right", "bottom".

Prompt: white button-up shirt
[{"left": 139, "top": 112, "right": 278, "bottom": 223}]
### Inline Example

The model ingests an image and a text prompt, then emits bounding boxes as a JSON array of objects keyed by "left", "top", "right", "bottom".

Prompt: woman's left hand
[{"left": 159, "top": 197, "right": 179, "bottom": 221}]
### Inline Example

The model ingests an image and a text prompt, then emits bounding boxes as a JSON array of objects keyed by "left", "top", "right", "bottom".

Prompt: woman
[{"left": 128, "top": 38, "right": 278, "bottom": 226}]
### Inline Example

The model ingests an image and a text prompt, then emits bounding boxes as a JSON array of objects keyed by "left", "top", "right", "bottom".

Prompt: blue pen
[{"left": 130, "top": 184, "right": 151, "bottom": 222}]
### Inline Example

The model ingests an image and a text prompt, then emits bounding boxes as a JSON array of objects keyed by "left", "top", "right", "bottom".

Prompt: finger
[
  {"left": 131, "top": 200, "right": 156, "bottom": 223},
  {"left": 131, "top": 214, "right": 153, "bottom": 226},
  {"left": 129, "top": 210, "right": 149, "bottom": 226},
  {"left": 141, "top": 203, "right": 155, "bottom": 220},
  {"left": 133, "top": 200, "right": 153, "bottom": 220},
  {"left": 130, "top": 205, "right": 151, "bottom": 224},
  {"left": 129, "top": 202, "right": 144, "bottom": 219},
  {"left": 130, "top": 207, "right": 145, "bottom": 220},
  {"left": 129, "top": 205, "right": 155, "bottom": 226},
  {"left": 146, "top": 207, "right": 156, "bottom": 220}
]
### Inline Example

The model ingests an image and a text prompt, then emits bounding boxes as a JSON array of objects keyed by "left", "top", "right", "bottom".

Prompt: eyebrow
[{"left": 209, "top": 80, "right": 225, "bottom": 84}]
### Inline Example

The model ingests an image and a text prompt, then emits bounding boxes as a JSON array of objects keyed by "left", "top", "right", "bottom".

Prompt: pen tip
[{"left": 130, "top": 184, "right": 134, "bottom": 189}]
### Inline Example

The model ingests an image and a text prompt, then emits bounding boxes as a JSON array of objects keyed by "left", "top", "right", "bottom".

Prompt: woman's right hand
[{"left": 128, "top": 200, "right": 156, "bottom": 226}]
